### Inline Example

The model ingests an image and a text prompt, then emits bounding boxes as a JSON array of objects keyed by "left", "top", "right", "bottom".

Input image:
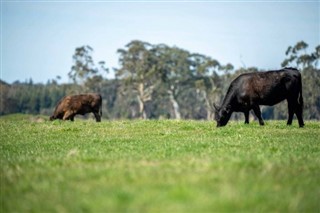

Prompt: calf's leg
[{"left": 63, "top": 111, "right": 74, "bottom": 121}]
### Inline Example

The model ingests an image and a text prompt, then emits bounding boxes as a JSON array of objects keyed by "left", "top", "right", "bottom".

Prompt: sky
[{"left": 1, "top": 1, "right": 319, "bottom": 83}]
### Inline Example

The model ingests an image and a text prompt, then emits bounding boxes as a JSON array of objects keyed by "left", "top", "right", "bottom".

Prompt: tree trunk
[
  {"left": 137, "top": 83, "right": 147, "bottom": 119},
  {"left": 204, "top": 92, "right": 212, "bottom": 120},
  {"left": 137, "top": 95, "right": 146, "bottom": 119},
  {"left": 168, "top": 89, "right": 181, "bottom": 119}
]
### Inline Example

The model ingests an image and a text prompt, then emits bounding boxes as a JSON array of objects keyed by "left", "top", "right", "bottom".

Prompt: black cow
[
  {"left": 50, "top": 93, "right": 102, "bottom": 122},
  {"left": 214, "top": 68, "right": 304, "bottom": 127}
]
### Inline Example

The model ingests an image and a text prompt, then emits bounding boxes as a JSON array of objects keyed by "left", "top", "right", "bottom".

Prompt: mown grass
[{"left": 1, "top": 114, "right": 319, "bottom": 212}]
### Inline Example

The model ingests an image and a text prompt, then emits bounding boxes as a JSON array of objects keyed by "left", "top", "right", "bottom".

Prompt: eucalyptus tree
[
  {"left": 68, "top": 46, "right": 108, "bottom": 92},
  {"left": 153, "top": 44, "right": 193, "bottom": 119},
  {"left": 116, "top": 40, "right": 159, "bottom": 119},
  {"left": 68, "top": 45, "right": 97, "bottom": 84},
  {"left": 190, "top": 53, "right": 221, "bottom": 119},
  {"left": 282, "top": 41, "right": 319, "bottom": 69}
]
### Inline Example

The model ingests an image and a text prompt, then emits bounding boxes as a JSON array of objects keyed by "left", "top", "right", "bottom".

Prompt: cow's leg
[
  {"left": 244, "top": 111, "right": 249, "bottom": 124},
  {"left": 295, "top": 102, "right": 304, "bottom": 127},
  {"left": 93, "top": 112, "right": 101, "bottom": 122},
  {"left": 252, "top": 105, "right": 264, "bottom": 126},
  {"left": 287, "top": 100, "right": 294, "bottom": 126}
]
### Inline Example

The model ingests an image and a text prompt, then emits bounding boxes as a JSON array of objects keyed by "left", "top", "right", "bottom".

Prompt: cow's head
[
  {"left": 214, "top": 104, "right": 232, "bottom": 127},
  {"left": 49, "top": 115, "right": 56, "bottom": 121}
]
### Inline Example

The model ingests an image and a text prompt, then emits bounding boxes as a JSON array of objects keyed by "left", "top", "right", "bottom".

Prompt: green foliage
[
  {"left": 68, "top": 45, "right": 108, "bottom": 86},
  {"left": 1, "top": 117, "right": 319, "bottom": 212},
  {"left": 68, "top": 45, "right": 95, "bottom": 84}
]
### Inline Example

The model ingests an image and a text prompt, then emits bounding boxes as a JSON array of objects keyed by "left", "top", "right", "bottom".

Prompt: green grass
[{"left": 1, "top": 114, "right": 320, "bottom": 212}]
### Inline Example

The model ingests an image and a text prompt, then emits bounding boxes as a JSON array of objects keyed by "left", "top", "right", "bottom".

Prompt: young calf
[
  {"left": 50, "top": 93, "right": 102, "bottom": 122},
  {"left": 214, "top": 68, "right": 304, "bottom": 127}
]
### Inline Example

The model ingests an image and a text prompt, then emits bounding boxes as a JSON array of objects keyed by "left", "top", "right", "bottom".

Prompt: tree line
[{"left": 1, "top": 40, "right": 319, "bottom": 121}]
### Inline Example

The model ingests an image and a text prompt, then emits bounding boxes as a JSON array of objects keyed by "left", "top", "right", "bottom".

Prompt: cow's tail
[
  {"left": 298, "top": 74, "right": 303, "bottom": 107},
  {"left": 99, "top": 104, "right": 102, "bottom": 117}
]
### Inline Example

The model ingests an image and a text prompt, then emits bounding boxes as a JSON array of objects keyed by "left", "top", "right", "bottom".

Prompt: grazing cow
[
  {"left": 214, "top": 68, "right": 304, "bottom": 127},
  {"left": 50, "top": 93, "right": 102, "bottom": 122}
]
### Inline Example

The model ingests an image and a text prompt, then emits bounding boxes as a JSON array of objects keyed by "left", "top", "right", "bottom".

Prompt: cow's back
[
  {"left": 70, "top": 93, "right": 101, "bottom": 114},
  {"left": 231, "top": 69, "right": 301, "bottom": 106}
]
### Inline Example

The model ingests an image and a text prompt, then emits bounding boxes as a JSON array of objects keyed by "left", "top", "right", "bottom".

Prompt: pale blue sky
[{"left": 1, "top": 1, "right": 319, "bottom": 83}]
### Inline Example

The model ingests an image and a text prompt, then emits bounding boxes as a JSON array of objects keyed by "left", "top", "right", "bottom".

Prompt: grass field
[{"left": 1, "top": 114, "right": 319, "bottom": 212}]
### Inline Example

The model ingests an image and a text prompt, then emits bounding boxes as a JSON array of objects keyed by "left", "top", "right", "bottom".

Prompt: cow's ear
[{"left": 225, "top": 105, "right": 232, "bottom": 112}]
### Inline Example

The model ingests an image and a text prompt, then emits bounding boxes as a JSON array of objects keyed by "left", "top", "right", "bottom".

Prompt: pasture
[{"left": 1, "top": 114, "right": 319, "bottom": 212}]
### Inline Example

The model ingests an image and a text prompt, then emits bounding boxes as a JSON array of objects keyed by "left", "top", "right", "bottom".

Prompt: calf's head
[
  {"left": 49, "top": 113, "right": 63, "bottom": 121},
  {"left": 214, "top": 104, "right": 232, "bottom": 127}
]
